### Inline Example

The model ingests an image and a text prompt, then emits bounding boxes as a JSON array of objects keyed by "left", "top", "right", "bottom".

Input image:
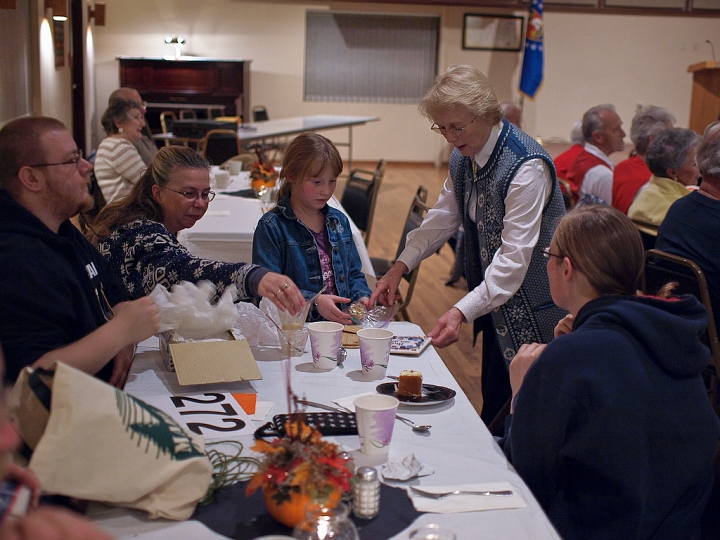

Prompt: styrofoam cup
[
  {"left": 308, "top": 321, "right": 343, "bottom": 370},
  {"left": 353, "top": 394, "right": 398, "bottom": 456},
  {"left": 357, "top": 328, "right": 393, "bottom": 379}
]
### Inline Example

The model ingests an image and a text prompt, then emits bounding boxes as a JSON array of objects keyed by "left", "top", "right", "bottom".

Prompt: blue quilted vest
[{"left": 450, "top": 120, "right": 567, "bottom": 363}]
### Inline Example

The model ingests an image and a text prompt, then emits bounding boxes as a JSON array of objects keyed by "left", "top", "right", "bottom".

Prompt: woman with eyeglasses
[
  {"left": 370, "top": 64, "right": 567, "bottom": 429},
  {"left": 87, "top": 146, "right": 304, "bottom": 314},
  {"left": 94, "top": 98, "right": 148, "bottom": 204},
  {"left": 503, "top": 205, "right": 719, "bottom": 539}
]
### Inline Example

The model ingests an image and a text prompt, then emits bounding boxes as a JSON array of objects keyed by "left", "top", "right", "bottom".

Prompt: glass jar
[{"left": 292, "top": 502, "right": 359, "bottom": 540}]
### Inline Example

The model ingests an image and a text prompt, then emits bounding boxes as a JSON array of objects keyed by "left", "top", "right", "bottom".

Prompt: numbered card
[{"left": 142, "top": 392, "right": 255, "bottom": 441}]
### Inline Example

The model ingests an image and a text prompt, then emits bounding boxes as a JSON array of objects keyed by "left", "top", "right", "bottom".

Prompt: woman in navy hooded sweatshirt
[{"left": 503, "top": 205, "right": 720, "bottom": 540}]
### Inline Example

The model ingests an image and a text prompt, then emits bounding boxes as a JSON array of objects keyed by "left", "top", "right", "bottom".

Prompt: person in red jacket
[
  {"left": 553, "top": 121, "right": 583, "bottom": 181},
  {"left": 612, "top": 105, "right": 675, "bottom": 214},
  {"left": 566, "top": 104, "right": 625, "bottom": 206}
]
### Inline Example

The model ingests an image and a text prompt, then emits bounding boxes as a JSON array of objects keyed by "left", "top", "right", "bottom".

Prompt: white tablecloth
[
  {"left": 89, "top": 322, "right": 560, "bottom": 540},
  {"left": 177, "top": 172, "right": 376, "bottom": 286}
]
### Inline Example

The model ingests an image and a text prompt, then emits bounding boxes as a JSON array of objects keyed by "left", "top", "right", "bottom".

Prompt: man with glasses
[
  {"left": 0, "top": 116, "right": 160, "bottom": 387},
  {"left": 371, "top": 65, "right": 566, "bottom": 431},
  {"left": 108, "top": 87, "right": 158, "bottom": 166}
]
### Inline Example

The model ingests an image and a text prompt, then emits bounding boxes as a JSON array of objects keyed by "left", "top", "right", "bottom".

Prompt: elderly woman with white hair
[
  {"left": 628, "top": 127, "right": 700, "bottom": 236},
  {"left": 612, "top": 105, "right": 675, "bottom": 214},
  {"left": 657, "top": 120, "right": 720, "bottom": 328},
  {"left": 370, "top": 64, "right": 566, "bottom": 428}
]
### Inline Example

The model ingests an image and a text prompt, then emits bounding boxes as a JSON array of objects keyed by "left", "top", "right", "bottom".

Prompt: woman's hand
[
  {"left": 258, "top": 273, "right": 305, "bottom": 316},
  {"left": 427, "top": 308, "right": 465, "bottom": 348},
  {"left": 315, "top": 295, "right": 352, "bottom": 324},
  {"left": 509, "top": 343, "right": 546, "bottom": 413},
  {"left": 554, "top": 314, "right": 574, "bottom": 338},
  {"left": 369, "top": 262, "right": 407, "bottom": 307}
]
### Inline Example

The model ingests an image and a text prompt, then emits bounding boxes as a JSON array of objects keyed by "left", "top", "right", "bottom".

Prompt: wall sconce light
[
  {"left": 164, "top": 36, "right": 186, "bottom": 59},
  {"left": 44, "top": 0, "right": 68, "bottom": 21},
  {"left": 88, "top": 2, "right": 105, "bottom": 26},
  {"left": 0, "top": 0, "right": 18, "bottom": 10}
]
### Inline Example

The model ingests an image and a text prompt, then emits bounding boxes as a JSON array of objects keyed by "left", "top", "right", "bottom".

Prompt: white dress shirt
[
  {"left": 578, "top": 143, "right": 614, "bottom": 205},
  {"left": 397, "top": 123, "right": 552, "bottom": 324}
]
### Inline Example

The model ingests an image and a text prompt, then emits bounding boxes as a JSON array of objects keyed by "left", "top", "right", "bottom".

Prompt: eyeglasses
[
  {"left": 430, "top": 116, "right": 478, "bottom": 137},
  {"left": 542, "top": 247, "right": 564, "bottom": 260},
  {"left": 165, "top": 187, "right": 216, "bottom": 202},
  {"left": 28, "top": 149, "right": 84, "bottom": 169}
]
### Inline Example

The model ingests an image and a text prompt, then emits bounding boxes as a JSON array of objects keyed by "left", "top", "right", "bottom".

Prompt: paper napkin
[
  {"left": 381, "top": 454, "right": 434, "bottom": 481},
  {"left": 332, "top": 392, "right": 375, "bottom": 413},
  {"left": 408, "top": 482, "right": 526, "bottom": 513}
]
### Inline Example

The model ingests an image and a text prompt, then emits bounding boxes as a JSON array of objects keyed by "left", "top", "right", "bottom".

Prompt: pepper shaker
[{"left": 352, "top": 467, "right": 380, "bottom": 519}]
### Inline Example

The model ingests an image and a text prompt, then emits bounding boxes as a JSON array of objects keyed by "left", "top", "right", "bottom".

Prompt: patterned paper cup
[
  {"left": 354, "top": 394, "right": 399, "bottom": 457},
  {"left": 357, "top": 328, "right": 393, "bottom": 380},
  {"left": 308, "top": 322, "right": 343, "bottom": 370}
]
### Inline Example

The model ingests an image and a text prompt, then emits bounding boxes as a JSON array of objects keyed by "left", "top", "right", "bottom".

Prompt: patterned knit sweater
[
  {"left": 450, "top": 120, "right": 567, "bottom": 362},
  {"left": 97, "top": 219, "right": 266, "bottom": 302}
]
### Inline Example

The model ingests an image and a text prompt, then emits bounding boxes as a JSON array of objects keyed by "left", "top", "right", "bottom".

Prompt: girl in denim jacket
[{"left": 252, "top": 133, "right": 371, "bottom": 323}]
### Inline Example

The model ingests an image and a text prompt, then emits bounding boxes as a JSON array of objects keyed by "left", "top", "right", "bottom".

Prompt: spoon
[{"left": 336, "top": 346, "right": 346, "bottom": 369}]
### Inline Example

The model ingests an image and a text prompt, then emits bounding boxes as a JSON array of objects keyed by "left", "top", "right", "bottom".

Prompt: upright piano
[{"left": 117, "top": 56, "right": 251, "bottom": 132}]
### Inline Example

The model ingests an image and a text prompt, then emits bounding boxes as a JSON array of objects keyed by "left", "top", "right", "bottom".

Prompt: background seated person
[
  {"left": 553, "top": 121, "right": 583, "bottom": 182},
  {"left": 628, "top": 127, "right": 700, "bottom": 235},
  {"left": 0, "top": 345, "right": 112, "bottom": 540},
  {"left": 94, "top": 99, "right": 147, "bottom": 204},
  {"left": 612, "top": 105, "right": 674, "bottom": 214},
  {"left": 108, "top": 87, "right": 157, "bottom": 167},
  {"left": 566, "top": 104, "right": 625, "bottom": 206},
  {"left": 657, "top": 121, "right": 720, "bottom": 329},
  {"left": 252, "top": 133, "right": 371, "bottom": 324},
  {"left": 503, "top": 205, "right": 719, "bottom": 540},
  {"left": 88, "top": 146, "right": 304, "bottom": 314},
  {"left": 0, "top": 117, "right": 159, "bottom": 387}
]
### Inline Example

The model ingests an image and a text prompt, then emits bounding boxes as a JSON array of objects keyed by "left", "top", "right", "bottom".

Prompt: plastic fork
[{"left": 409, "top": 486, "right": 513, "bottom": 499}]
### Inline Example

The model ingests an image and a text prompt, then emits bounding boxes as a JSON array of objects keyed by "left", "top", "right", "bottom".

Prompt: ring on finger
[
  {"left": 274, "top": 288, "right": 284, "bottom": 297},
  {"left": 282, "top": 282, "right": 290, "bottom": 291}
]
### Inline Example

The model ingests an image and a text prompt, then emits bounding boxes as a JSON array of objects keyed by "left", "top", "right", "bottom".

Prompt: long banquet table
[
  {"left": 177, "top": 172, "right": 376, "bottom": 286},
  {"left": 88, "top": 322, "right": 560, "bottom": 540}
]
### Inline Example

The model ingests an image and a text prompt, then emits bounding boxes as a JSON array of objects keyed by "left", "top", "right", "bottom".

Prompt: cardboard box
[{"left": 159, "top": 330, "right": 262, "bottom": 386}]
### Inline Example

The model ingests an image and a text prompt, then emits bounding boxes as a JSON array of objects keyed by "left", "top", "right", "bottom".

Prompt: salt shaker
[{"left": 352, "top": 467, "right": 380, "bottom": 519}]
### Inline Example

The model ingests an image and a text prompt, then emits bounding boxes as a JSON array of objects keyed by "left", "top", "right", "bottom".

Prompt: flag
[{"left": 519, "top": 0, "right": 545, "bottom": 98}]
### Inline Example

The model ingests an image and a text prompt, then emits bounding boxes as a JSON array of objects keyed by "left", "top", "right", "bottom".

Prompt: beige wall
[
  {"left": 91, "top": 0, "right": 720, "bottom": 162},
  {"left": 35, "top": 0, "right": 73, "bottom": 126}
]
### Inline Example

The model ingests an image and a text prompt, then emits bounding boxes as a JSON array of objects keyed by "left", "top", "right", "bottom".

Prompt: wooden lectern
[{"left": 688, "top": 60, "right": 720, "bottom": 134}]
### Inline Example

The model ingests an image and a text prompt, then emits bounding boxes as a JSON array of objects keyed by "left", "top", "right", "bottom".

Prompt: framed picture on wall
[
  {"left": 462, "top": 14, "right": 524, "bottom": 51},
  {"left": 53, "top": 20, "right": 64, "bottom": 67}
]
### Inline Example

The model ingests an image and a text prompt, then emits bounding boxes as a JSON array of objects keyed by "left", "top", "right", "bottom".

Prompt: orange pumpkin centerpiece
[{"left": 246, "top": 415, "right": 352, "bottom": 528}]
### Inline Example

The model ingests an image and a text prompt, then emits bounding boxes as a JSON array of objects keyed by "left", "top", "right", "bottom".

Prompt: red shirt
[
  {"left": 565, "top": 149, "right": 607, "bottom": 200},
  {"left": 553, "top": 144, "right": 583, "bottom": 181},
  {"left": 612, "top": 155, "right": 651, "bottom": 215}
]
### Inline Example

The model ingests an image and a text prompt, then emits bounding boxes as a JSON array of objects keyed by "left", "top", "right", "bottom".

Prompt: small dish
[
  {"left": 376, "top": 382, "right": 456, "bottom": 406},
  {"left": 390, "top": 336, "right": 432, "bottom": 355}
]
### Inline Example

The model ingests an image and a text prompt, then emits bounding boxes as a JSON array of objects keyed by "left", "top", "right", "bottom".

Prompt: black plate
[{"left": 376, "top": 382, "right": 456, "bottom": 406}]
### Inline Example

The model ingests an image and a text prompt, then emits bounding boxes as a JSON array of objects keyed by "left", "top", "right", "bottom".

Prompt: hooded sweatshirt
[
  {"left": 0, "top": 190, "right": 128, "bottom": 382},
  {"left": 505, "top": 294, "right": 720, "bottom": 540}
]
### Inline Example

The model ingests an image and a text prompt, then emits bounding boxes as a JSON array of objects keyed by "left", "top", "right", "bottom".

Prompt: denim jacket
[{"left": 252, "top": 196, "right": 371, "bottom": 320}]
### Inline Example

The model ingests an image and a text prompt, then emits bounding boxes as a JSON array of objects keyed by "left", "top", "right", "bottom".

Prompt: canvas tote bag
[{"left": 9, "top": 362, "right": 213, "bottom": 520}]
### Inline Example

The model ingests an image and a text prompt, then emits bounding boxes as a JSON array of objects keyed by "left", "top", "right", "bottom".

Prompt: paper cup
[
  {"left": 226, "top": 161, "right": 243, "bottom": 175},
  {"left": 308, "top": 322, "right": 343, "bottom": 370},
  {"left": 357, "top": 328, "right": 393, "bottom": 379},
  {"left": 354, "top": 394, "right": 398, "bottom": 456}
]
